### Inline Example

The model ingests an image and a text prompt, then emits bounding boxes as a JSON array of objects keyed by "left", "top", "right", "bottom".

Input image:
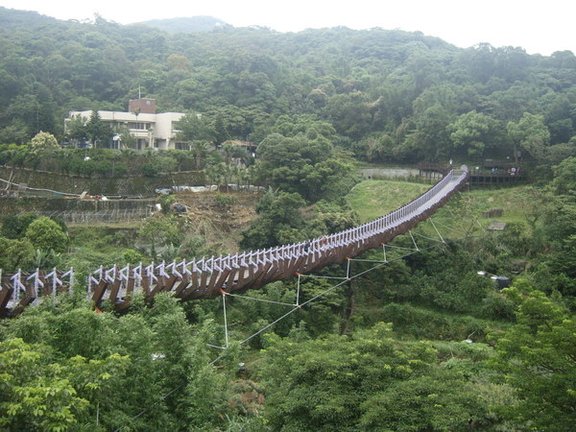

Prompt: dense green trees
[
  {"left": 138, "top": 214, "right": 181, "bottom": 258},
  {"left": 507, "top": 112, "right": 551, "bottom": 162},
  {"left": 175, "top": 111, "right": 215, "bottom": 148},
  {"left": 0, "top": 294, "right": 236, "bottom": 431},
  {"left": 258, "top": 323, "right": 499, "bottom": 431},
  {"left": 552, "top": 156, "right": 576, "bottom": 195},
  {"left": 0, "top": 338, "right": 128, "bottom": 432},
  {"left": 495, "top": 282, "right": 576, "bottom": 430},
  {"left": 0, "top": 236, "right": 35, "bottom": 271},
  {"left": 0, "top": 214, "right": 67, "bottom": 271},
  {"left": 449, "top": 110, "right": 502, "bottom": 159},
  {"left": 1, "top": 8, "right": 575, "bottom": 164},
  {"left": 240, "top": 189, "right": 308, "bottom": 249},
  {"left": 85, "top": 111, "right": 111, "bottom": 147},
  {"left": 524, "top": 157, "right": 576, "bottom": 301},
  {"left": 1, "top": 8, "right": 576, "bottom": 432},
  {"left": 253, "top": 115, "right": 355, "bottom": 202}
]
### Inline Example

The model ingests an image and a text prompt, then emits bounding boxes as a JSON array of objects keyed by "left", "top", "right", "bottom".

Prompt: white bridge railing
[{"left": 0, "top": 166, "right": 468, "bottom": 316}]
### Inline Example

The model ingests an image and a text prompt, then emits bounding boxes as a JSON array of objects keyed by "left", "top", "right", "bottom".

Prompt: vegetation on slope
[
  {"left": 347, "top": 179, "right": 429, "bottom": 221},
  {"left": 1, "top": 7, "right": 575, "bottom": 167},
  {"left": 0, "top": 7, "right": 575, "bottom": 431}
]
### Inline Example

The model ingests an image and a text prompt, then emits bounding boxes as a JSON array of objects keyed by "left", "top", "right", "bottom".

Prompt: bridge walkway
[{"left": 0, "top": 167, "right": 468, "bottom": 316}]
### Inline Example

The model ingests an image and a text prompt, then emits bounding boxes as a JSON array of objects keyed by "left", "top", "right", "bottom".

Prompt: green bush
[
  {"left": 24, "top": 216, "right": 69, "bottom": 253},
  {"left": 142, "top": 162, "right": 158, "bottom": 177},
  {"left": 214, "top": 193, "right": 237, "bottom": 209},
  {"left": 381, "top": 303, "right": 491, "bottom": 341},
  {"left": 1, "top": 213, "right": 38, "bottom": 239},
  {"left": 0, "top": 236, "right": 36, "bottom": 271},
  {"left": 480, "top": 291, "right": 516, "bottom": 321}
]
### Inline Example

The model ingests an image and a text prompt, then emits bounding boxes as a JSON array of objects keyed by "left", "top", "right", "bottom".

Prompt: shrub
[
  {"left": 142, "top": 163, "right": 158, "bottom": 177},
  {"left": 214, "top": 193, "right": 236, "bottom": 209},
  {"left": 1, "top": 213, "right": 38, "bottom": 239},
  {"left": 24, "top": 216, "right": 69, "bottom": 253}
]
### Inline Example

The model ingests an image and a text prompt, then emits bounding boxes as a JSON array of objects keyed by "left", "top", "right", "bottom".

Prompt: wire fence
[{"left": 41, "top": 208, "right": 154, "bottom": 224}]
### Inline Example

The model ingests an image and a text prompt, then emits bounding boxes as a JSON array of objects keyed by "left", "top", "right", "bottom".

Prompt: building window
[
  {"left": 155, "top": 139, "right": 168, "bottom": 149},
  {"left": 128, "top": 122, "right": 148, "bottom": 130}
]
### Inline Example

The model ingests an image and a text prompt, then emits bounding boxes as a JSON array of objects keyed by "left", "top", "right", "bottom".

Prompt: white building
[{"left": 67, "top": 99, "right": 186, "bottom": 150}]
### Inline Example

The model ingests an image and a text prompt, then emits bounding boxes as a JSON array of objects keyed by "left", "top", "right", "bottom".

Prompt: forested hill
[{"left": 1, "top": 6, "right": 575, "bottom": 163}]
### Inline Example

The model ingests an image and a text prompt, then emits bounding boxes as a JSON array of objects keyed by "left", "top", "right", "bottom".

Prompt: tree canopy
[
  {"left": 0, "top": 7, "right": 574, "bottom": 164},
  {"left": 1, "top": 8, "right": 576, "bottom": 432}
]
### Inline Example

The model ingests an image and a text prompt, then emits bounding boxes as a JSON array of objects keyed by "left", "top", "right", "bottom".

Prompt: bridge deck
[{"left": 0, "top": 167, "right": 468, "bottom": 317}]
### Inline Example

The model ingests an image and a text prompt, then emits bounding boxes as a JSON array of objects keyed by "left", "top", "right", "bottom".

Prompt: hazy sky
[{"left": 0, "top": 0, "right": 573, "bottom": 56}]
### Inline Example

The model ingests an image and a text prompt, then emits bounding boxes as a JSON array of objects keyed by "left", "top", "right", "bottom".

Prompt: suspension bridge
[{"left": 0, "top": 166, "right": 468, "bottom": 317}]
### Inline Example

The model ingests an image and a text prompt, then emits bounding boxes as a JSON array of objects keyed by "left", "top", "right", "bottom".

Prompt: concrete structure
[{"left": 66, "top": 99, "right": 185, "bottom": 150}]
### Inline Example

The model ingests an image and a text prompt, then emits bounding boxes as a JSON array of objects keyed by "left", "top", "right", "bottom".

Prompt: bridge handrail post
[
  {"left": 230, "top": 254, "right": 239, "bottom": 269},
  {"left": 145, "top": 262, "right": 157, "bottom": 285},
  {"left": 236, "top": 253, "right": 245, "bottom": 268},
  {"left": 26, "top": 268, "right": 43, "bottom": 299},
  {"left": 105, "top": 264, "right": 117, "bottom": 283},
  {"left": 191, "top": 258, "right": 200, "bottom": 273},
  {"left": 132, "top": 263, "right": 143, "bottom": 291},
  {"left": 47, "top": 267, "right": 62, "bottom": 298},
  {"left": 11, "top": 269, "right": 24, "bottom": 302},
  {"left": 62, "top": 268, "right": 75, "bottom": 294},
  {"left": 179, "top": 259, "right": 192, "bottom": 276}
]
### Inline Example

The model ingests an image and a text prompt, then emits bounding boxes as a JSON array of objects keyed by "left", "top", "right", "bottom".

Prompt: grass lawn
[
  {"left": 459, "top": 185, "right": 540, "bottom": 225},
  {"left": 346, "top": 180, "right": 430, "bottom": 222},
  {"left": 347, "top": 179, "right": 538, "bottom": 239}
]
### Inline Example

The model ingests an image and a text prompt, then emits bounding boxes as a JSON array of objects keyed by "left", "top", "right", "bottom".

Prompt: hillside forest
[{"left": 0, "top": 7, "right": 576, "bottom": 432}]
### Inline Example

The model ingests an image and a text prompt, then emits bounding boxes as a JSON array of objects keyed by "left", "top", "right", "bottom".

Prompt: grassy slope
[
  {"left": 347, "top": 180, "right": 430, "bottom": 222},
  {"left": 347, "top": 179, "right": 535, "bottom": 228},
  {"left": 345, "top": 179, "right": 526, "bottom": 339},
  {"left": 458, "top": 185, "right": 538, "bottom": 225}
]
